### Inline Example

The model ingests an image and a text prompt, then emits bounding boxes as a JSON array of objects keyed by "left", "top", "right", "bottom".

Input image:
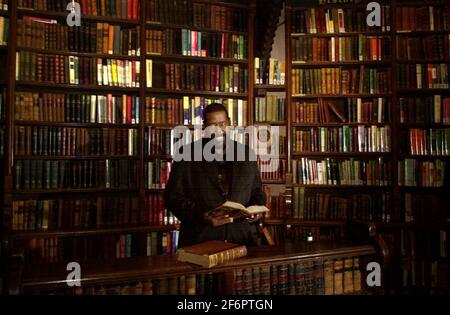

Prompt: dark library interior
[{"left": 0, "top": 0, "right": 449, "bottom": 299}]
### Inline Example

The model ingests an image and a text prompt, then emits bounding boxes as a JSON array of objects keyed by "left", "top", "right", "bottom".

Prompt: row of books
[
  {"left": 399, "top": 96, "right": 450, "bottom": 124},
  {"left": 0, "top": 0, "right": 7, "bottom": 11},
  {"left": 396, "top": 35, "right": 450, "bottom": 60},
  {"left": 398, "top": 229, "right": 448, "bottom": 258},
  {"left": 17, "top": 0, "right": 141, "bottom": 20},
  {"left": 144, "top": 159, "right": 172, "bottom": 189},
  {"left": 292, "top": 125, "right": 391, "bottom": 153},
  {"left": 400, "top": 259, "right": 448, "bottom": 291},
  {"left": 254, "top": 96, "right": 286, "bottom": 122},
  {"left": 146, "top": 29, "right": 247, "bottom": 59},
  {"left": 291, "top": 36, "right": 391, "bottom": 62},
  {"left": 403, "top": 193, "right": 447, "bottom": 224},
  {"left": 0, "top": 127, "right": 4, "bottom": 156},
  {"left": 291, "top": 67, "right": 392, "bottom": 95},
  {"left": 396, "top": 6, "right": 450, "bottom": 32},
  {"left": 18, "top": 19, "right": 141, "bottom": 56},
  {"left": 234, "top": 257, "right": 363, "bottom": 295},
  {"left": 398, "top": 159, "right": 446, "bottom": 187},
  {"left": 0, "top": 16, "right": 8, "bottom": 46},
  {"left": 292, "top": 98, "right": 390, "bottom": 124},
  {"left": 147, "top": 0, "right": 248, "bottom": 33},
  {"left": 258, "top": 159, "right": 287, "bottom": 182},
  {"left": 397, "top": 64, "right": 449, "bottom": 89},
  {"left": 11, "top": 196, "right": 178, "bottom": 231},
  {"left": 0, "top": 87, "right": 5, "bottom": 120},
  {"left": 145, "top": 96, "right": 248, "bottom": 126},
  {"left": 266, "top": 225, "right": 345, "bottom": 244},
  {"left": 254, "top": 58, "right": 286, "bottom": 85},
  {"left": 22, "top": 231, "right": 179, "bottom": 264},
  {"left": 145, "top": 127, "right": 172, "bottom": 156},
  {"left": 61, "top": 273, "right": 223, "bottom": 295},
  {"left": 290, "top": 7, "right": 391, "bottom": 34},
  {"left": 14, "top": 126, "right": 139, "bottom": 156},
  {"left": 15, "top": 93, "right": 140, "bottom": 124},
  {"left": 406, "top": 128, "right": 450, "bottom": 156},
  {"left": 292, "top": 157, "right": 392, "bottom": 186},
  {"left": 292, "top": 188, "right": 391, "bottom": 223},
  {"left": 148, "top": 61, "right": 248, "bottom": 93},
  {"left": 145, "top": 193, "right": 181, "bottom": 226},
  {"left": 263, "top": 193, "right": 286, "bottom": 220},
  {"left": 16, "top": 52, "right": 141, "bottom": 87},
  {"left": 14, "top": 159, "right": 137, "bottom": 190}
]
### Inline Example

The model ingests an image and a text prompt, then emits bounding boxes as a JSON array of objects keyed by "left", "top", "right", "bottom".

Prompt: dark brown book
[{"left": 177, "top": 240, "right": 247, "bottom": 268}]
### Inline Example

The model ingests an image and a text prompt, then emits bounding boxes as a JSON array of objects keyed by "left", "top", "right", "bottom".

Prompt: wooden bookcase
[
  {"left": 0, "top": 0, "right": 8, "bottom": 295},
  {"left": 1, "top": 0, "right": 449, "bottom": 295},
  {"left": 14, "top": 240, "right": 383, "bottom": 295},
  {"left": 279, "top": 0, "right": 450, "bottom": 294},
  {"left": 0, "top": 0, "right": 255, "bottom": 291}
]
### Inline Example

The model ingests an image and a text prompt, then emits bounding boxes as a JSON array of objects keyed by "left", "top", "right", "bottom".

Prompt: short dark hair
[{"left": 202, "top": 103, "right": 229, "bottom": 123}]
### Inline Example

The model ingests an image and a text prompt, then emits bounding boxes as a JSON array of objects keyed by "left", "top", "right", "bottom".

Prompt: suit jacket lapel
[{"left": 201, "top": 160, "right": 221, "bottom": 191}]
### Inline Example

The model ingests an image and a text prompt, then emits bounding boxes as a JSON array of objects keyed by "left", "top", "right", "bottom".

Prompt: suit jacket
[{"left": 164, "top": 138, "right": 266, "bottom": 247}]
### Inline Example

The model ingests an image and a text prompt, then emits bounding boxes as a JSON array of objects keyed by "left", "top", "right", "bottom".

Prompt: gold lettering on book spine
[{"left": 209, "top": 247, "right": 247, "bottom": 267}]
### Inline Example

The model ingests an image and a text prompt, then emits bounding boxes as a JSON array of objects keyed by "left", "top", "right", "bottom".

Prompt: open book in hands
[{"left": 203, "top": 201, "right": 270, "bottom": 227}]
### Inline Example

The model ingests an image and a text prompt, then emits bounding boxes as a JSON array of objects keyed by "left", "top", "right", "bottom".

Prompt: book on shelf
[
  {"left": 291, "top": 187, "right": 391, "bottom": 223},
  {"left": 149, "top": 61, "right": 248, "bottom": 93},
  {"left": 15, "top": 92, "right": 140, "bottom": 124},
  {"left": 254, "top": 57, "right": 285, "bottom": 85},
  {"left": 145, "top": 159, "right": 172, "bottom": 189},
  {"left": 147, "top": 28, "right": 247, "bottom": 60},
  {"left": 396, "top": 5, "right": 450, "bottom": 32},
  {"left": 396, "top": 34, "right": 449, "bottom": 60},
  {"left": 397, "top": 64, "right": 449, "bottom": 89},
  {"left": 19, "top": 230, "right": 179, "bottom": 264},
  {"left": 0, "top": 0, "right": 7, "bottom": 11},
  {"left": 398, "top": 159, "right": 446, "bottom": 187},
  {"left": 292, "top": 125, "right": 391, "bottom": 153},
  {"left": 177, "top": 240, "right": 247, "bottom": 268},
  {"left": 291, "top": 6, "right": 391, "bottom": 34},
  {"left": 14, "top": 159, "right": 137, "bottom": 190},
  {"left": 12, "top": 196, "right": 142, "bottom": 231},
  {"left": 292, "top": 98, "right": 390, "bottom": 124},
  {"left": 17, "top": 0, "right": 141, "bottom": 20},
  {"left": 0, "top": 16, "right": 8, "bottom": 46},
  {"left": 203, "top": 201, "right": 270, "bottom": 227},
  {"left": 16, "top": 52, "right": 141, "bottom": 87},
  {"left": 291, "top": 35, "right": 391, "bottom": 62},
  {"left": 145, "top": 96, "right": 247, "bottom": 127},
  {"left": 292, "top": 67, "right": 391, "bottom": 95},
  {"left": 399, "top": 96, "right": 450, "bottom": 124},
  {"left": 14, "top": 126, "right": 138, "bottom": 156},
  {"left": 406, "top": 128, "right": 450, "bottom": 155},
  {"left": 254, "top": 96, "right": 286, "bottom": 122},
  {"left": 292, "top": 157, "right": 392, "bottom": 186},
  {"left": 402, "top": 193, "right": 447, "bottom": 224},
  {"left": 258, "top": 159, "right": 287, "bottom": 182},
  {"left": 147, "top": 0, "right": 248, "bottom": 33},
  {"left": 17, "top": 18, "right": 141, "bottom": 56}
]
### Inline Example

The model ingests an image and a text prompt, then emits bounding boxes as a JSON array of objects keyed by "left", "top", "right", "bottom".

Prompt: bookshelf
[
  {"left": 16, "top": 241, "right": 382, "bottom": 295},
  {"left": 0, "top": 0, "right": 7, "bottom": 295},
  {"left": 0, "top": 0, "right": 449, "bottom": 295},
  {"left": 278, "top": 0, "right": 449, "bottom": 294}
]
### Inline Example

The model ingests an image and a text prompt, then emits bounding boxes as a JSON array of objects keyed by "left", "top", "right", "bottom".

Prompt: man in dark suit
[{"left": 164, "top": 103, "right": 266, "bottom": 247}]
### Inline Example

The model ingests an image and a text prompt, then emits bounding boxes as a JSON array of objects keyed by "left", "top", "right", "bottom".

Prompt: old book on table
[
  {"left": 203, "top": 201, "right": 270, "bottom": 227},
  {"left": 177, "top": 240, "right": 247, "bottom": 268}
]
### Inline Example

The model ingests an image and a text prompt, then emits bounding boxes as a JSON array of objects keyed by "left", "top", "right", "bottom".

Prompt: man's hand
[{"left": 246, "top": 213, "right": 262, "bottom": 224}]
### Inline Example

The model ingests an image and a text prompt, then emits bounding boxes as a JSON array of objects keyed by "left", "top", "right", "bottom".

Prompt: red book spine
[
  {"left": 127, "top": 0, "right": 132, "bottom": 20},
  {"left": 127, "top": 96, "right": 132, "bottom": 124},
  {"left": 158, "top": 194, "right": 164, "bottom": 225}
]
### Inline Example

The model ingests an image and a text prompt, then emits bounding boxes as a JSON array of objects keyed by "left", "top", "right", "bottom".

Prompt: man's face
[{"left": 204, "top": 111, "right": 230, "bottom": 154}]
